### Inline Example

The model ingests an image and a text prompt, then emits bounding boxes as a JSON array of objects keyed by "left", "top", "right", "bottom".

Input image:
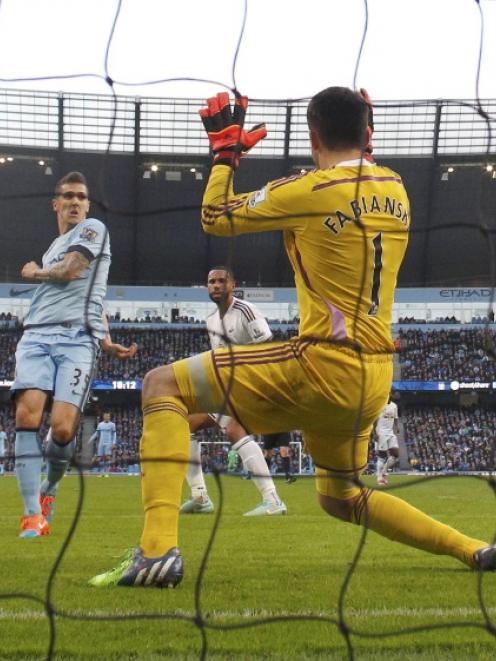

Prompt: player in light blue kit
[
  {"left": 90, "top": 412, "right": 117, "bottom": 476},
  {"left": 12, "top": 171, "right": 137, "bottom": 538}
]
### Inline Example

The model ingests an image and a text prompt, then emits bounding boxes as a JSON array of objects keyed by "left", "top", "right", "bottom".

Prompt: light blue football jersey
[
  {"left": 96, "top": 421, "right": 116, "bottom": 445},
  {"left": 23, "top": 218, "right": 111, "bottom": 339}
]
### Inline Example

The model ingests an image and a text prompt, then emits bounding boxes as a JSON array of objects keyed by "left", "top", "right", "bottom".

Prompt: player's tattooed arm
[{"left": 21, "top": 251, "right": 89, "bottom": 283}]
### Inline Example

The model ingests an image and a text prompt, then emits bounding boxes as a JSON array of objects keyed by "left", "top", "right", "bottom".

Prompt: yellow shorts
[{"left": 173, "top": 337, "right": 392, "bottom": 489}]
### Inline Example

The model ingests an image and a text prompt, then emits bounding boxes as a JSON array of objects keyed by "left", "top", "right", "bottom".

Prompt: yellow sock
[
  {"left": 352, "top": 488, "right": 487, "bottom": 567},
  {"left": 139, "top": 396, "right": 190, "bottom": 557}
]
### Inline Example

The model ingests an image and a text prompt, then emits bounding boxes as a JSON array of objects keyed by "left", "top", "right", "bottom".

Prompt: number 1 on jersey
[{"left": 368, "top": 232, "right": 382, "bottom": 316}]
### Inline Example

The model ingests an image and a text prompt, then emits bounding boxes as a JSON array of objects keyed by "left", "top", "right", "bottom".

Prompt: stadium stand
[
  {"left": 3, "top": 326, "right": 496, "bottom": 383},
  {"left": 1, "top": 325, "right": 494, "bottom": 475},
  {"left": 398, "top": 328, "right": 496, "bottom": 381},
  {"left": 404, "top": 406, "right": 495, "bottom": 472},
  {"left": 0, "top": 327, "right": 298, "bottom": 381},
  {"left": 99, "top": 406, "right": 304, "bottom": 476}
]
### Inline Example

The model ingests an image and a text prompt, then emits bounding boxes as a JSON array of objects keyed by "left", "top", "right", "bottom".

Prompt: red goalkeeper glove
[
  {"left": 359, "top": 87, "right": 374, "bottom": 155},
  {"left": 199, "top": 92, "right": 267, "bottom": 168}
]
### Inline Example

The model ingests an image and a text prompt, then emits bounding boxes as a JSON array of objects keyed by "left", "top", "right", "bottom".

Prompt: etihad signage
[{"left": 439, "top": 289, "right": 492, "bottom": 299}]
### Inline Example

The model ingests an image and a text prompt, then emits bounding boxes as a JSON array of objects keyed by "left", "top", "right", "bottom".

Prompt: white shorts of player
[
  {"left": 207, "top": 413, "right": 232, "bottom": 431},
  {"left": 377, "top": 433, "right": 399, "bottom": 452}
]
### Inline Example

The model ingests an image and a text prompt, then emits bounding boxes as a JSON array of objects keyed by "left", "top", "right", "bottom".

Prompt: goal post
[{"left": 198, "top": 440, "right": 309, "bottom": 475}]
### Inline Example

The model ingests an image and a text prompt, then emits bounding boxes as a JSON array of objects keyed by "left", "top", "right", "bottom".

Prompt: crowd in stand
[
  {"left": 0, "top": 328, "right": 297, "bottom": 381},
  {"left": 0, "top": 329, "right": 18, "bottom": 380},
  {"left": 0, "top": 403, "right": 305, "bottom": 475},
  {"left": 2, "top": 401, "right": 494, "bottom": 475},
  {"left": 2, "top": 326, "right": 496, "bottom": 476},
  {"left": 471, "top": 315, "right": 494, "bottom": 324},
  {"left": 3, "top": 325, "right": 496, "bottom": 384},
  {"left": 404, "top": 406, "right": 495, "bottom": 472},
  {"left": 98, "top": 328, "right": 212, "bottom": 380},
  {"left": 0, "top": 404, "right": 15, "bottom": 472},
  {"left": 99, "top": 407, "right": 304, "bottom": 476},
  {"left": 398, "top": 328, "right": 496, "bottom": 381},
  {"left": 108, "top": 313, "right": 203, "bottom": 324},
  {"left": 397, "top": 316, "right": 460, "bottom": 324},
  {"left": 394, "top": 315, "right": 494, "bottom": 324}
]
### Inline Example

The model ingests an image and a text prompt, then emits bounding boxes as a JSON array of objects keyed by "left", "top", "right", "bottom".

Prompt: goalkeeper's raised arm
[{"left": 199, "top": 92, "right": 305, "bottom": 237}]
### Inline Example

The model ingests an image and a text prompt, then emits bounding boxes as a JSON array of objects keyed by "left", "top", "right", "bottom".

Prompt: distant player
[
  {"left": 262, "top": 432, "right": 296, "bottom": 484},
  {"left": 0, "top": 425, "right": 6, "bottom": 475},
  {"left": 92, "top": 87, "right": 495, "bottom": 588},
  {"left": 11, "top": 171, "right": 137, "bottom": 538},
  {"left": 374, "top": 395, "right": 400, "bottom": 485},
  {"left": 180, "top": 267, "right": 286, "bottom": 516},
  {"left": 90, "top": 412, "right": 117, "bottom": 476},
  {"left": 227, "top": 447, "right": 239, "bottom": 473}
]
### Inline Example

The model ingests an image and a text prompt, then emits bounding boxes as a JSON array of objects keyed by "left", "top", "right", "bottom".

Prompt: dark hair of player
[
  {"left": 208, "top": 265, "right": 235, "bottom": 281},
  {"left": 307, "top": 86, "right": 369, "bottom": 151},
  {"left": 54, "top": 171, "right": 88, "bottom": 196}
]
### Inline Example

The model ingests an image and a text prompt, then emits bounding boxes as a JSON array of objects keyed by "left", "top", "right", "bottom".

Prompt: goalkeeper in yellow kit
[{"left": 91, "top": 86, "right": 495, "bottom": 588}]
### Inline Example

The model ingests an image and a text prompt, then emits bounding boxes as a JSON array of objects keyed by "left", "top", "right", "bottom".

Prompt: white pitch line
[{"left": 0, "top": 606, "right": 494, "bottom": 621}]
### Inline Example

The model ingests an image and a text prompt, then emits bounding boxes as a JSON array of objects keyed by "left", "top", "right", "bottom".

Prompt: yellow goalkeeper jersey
[{"left": 201, "top": 160, "right": 410, "bottom": 354}]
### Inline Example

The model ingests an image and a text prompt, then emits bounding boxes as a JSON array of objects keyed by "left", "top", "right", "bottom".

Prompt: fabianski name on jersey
[{"left": 324, "top": 195, "right": 409, "bottom": 236}]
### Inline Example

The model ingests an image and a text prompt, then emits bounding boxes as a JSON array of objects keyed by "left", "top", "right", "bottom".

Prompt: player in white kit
[
  {"left": 180, "top": 267, "right": 287, "bottom": 516},
  {"left": 0, "top": 425, "right": 7, "bottom": 475},
  {"left": 374, "top": 394, "right": 400, "bottom": 485}
]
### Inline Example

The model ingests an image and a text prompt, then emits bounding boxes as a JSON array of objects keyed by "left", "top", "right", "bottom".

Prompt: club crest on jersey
[
  {"left": 80, "top": 227, "right": 98, "bottom": 242},
  {"left": 248, "top": 186, "right": 267, "bottom": 209}
]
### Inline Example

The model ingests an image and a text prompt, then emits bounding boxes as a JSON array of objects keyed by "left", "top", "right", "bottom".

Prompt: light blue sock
[
  {"left": 40, "top": 431, "right": 74, "bottom": 497},
  {"left": 15, "top": 430, "right": 43, "bottom": 516}
]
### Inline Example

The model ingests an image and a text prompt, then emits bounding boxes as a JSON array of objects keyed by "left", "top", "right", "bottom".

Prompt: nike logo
[
  {"left": 71, "top": 390, "right": 86, "bottom": 397},
  {"left": 9, "top": 286, "right": 37, "bottom": 297}
]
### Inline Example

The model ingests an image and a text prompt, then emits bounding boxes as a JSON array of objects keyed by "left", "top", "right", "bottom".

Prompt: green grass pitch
[{"left": 0, "top": 473, "right": 495, "bottom": 659}]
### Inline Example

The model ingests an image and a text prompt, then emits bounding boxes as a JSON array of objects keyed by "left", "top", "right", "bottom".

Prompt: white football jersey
[
  {"left": 376, "top": 401, "right": 398, "bottom": 435},
  {"left": 206, "top": 296, "right": 272, "bottom": 349}
]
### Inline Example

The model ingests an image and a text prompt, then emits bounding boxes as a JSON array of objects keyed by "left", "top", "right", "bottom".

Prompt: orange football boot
[
  {"left": 19, "top": 513, "right": 50, "bottom": 538},
  {"left": 40, "top": 494, "right": 56, "bottom": 523}
]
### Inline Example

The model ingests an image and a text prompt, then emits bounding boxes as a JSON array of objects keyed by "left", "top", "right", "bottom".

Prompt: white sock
[
  {"left": 187, "top": 436, "right": 208, "bottom": 501},
  {"left": 233, "top": 436, "right": 279, "bottom": 504},
  {"left": 376, "top": 457, "right": 385, "bottom": 479},
  {"left": 385, "top": 455, "right": 398, "bottom": 472}
]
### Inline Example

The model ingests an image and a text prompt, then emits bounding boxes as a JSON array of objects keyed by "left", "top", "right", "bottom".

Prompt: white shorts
[{"left": 377, "top": 433, "right": 399, "bottom": 452}]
